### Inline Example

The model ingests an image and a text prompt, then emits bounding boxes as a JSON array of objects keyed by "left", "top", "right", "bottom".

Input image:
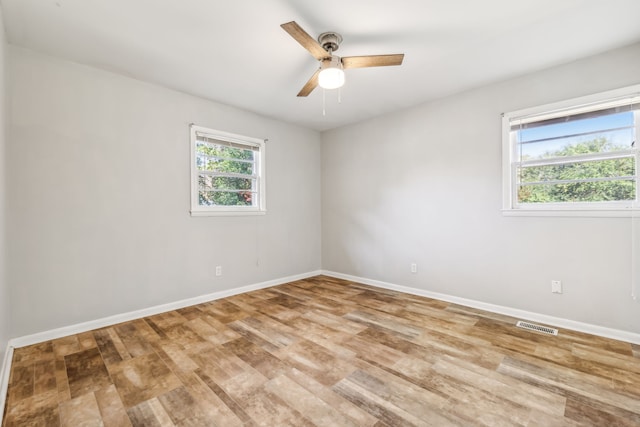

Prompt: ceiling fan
[{"left": 281, "top": 21, "right": 404, "bottom": 97}]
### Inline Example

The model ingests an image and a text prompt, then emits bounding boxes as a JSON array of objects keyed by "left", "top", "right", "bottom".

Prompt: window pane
[
  {"left": 519, "top": 157, "right": 635, "bottom": 183},
  {"left": 196, "top": 157, "right": 254, "bottom": 174},
  {"left": 198, "top": 175, "right": 254, "bottom": 191},
  {"left": 518, "top": 180, "right": 635, "bottom": 203},
  {"left": 196, "top": 141, "right": 255, "bottom": 162},
  {"left": 199, "top": 191, "right": 256, "bottom": 206},
  {"left": 517, "top": 112, "right": 634, "bottom": 161}
]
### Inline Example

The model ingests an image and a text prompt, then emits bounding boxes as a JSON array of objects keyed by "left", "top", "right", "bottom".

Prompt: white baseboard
[
  {"left": 3, "top": 267, "right": 639, "bottom": 424},
  {"left": 1, "top": 270, "right": 320, "bottom": 421},
  {"left": 8, "top": 270, "right": 322, "bottom": 349},
  {"left": 322, "top": 270, "right": 640, "bottom": 345},
  {"left": 0, "top": 345, "right": 14, "bottom": 426}
]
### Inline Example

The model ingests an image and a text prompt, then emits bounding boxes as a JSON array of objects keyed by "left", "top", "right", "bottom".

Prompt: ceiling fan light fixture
[{"left": 318, "top": 56, "right": 345, "bottom": 90}]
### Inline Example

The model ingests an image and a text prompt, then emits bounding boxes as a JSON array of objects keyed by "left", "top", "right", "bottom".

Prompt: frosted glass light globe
[{"left": 318, "top": 57, "right": 345, "bottom": 89}]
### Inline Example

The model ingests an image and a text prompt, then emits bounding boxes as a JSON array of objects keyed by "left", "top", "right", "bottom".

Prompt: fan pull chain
[
  {"left": 338, "top": 88, "right": 341, "bottom": 104},
  {"left": 322, "top": 88, "right": 326, "bottom": 116}
]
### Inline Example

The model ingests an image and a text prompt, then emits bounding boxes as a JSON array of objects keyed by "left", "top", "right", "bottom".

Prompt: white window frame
[
  {"left": 190, "top": 125, "right": 266, "bottom": 216},
  {"left": 502, "top": 84, "right": 640, "bottom": 217}
]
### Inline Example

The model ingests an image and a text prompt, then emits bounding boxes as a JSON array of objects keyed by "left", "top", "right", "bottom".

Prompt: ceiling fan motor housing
[{"left": 318, "top": 32, "right": 343, "bottom": 53}]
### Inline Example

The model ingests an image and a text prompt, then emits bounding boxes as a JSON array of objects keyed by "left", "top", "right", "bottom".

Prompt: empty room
[{"left": 2, "top": 0, "right": 640, "bottom": 425}]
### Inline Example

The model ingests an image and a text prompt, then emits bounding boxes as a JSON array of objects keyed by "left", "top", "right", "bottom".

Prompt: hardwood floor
[{"left": 3, "top": 275, "right": 640, "bottom": 426}]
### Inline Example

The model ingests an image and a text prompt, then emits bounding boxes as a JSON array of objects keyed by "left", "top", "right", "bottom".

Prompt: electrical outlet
[
  {"left": 410, "top": 263, "right": 417, "bottom": 274},
  {"left": 551, "top": 280, "right": 562, "bottom": 294},
  {"left": 215, "top": 266, "right": 222, "bottom": 277}
]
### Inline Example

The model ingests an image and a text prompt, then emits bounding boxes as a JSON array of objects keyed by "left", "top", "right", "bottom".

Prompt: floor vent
[{"left": 516, "top": 321, "right": 558, "bottom": 336}]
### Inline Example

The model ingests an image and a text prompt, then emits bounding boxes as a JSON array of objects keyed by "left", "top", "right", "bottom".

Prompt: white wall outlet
[
  {"left": 215, "top": 266, "right": 222, "bottom": 277},
  {"left": 551, "top": 280, "right": 562, "bottom": 294},
  {"left": 410, "top": 263, "right": 417, "bottom": 274}
]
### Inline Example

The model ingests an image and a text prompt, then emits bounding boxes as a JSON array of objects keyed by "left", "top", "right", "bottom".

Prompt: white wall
[
  {"left": 6, "top": 38, "right": 640, "bottom": 341},
  {"left": 6, "top": 46, "right": 321, "bottom": 337},
  {"left": 0, "top": 8, "right": 8, "bottom": 362},
  {"left": 322, "top": 42, "right": 640, "bottom": 334}
]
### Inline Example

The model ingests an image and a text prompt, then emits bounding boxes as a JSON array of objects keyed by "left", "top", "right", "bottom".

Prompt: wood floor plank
[
  {"left": 301, "top": 309, "right": 368, "bottom": 335},
  {"left": 340, "top": 332, "right": 406, "bottom": 367},
  {"left": 333, "top": 374, "right": 443, "bottom": 426},
  {"left": 344, "top": 310, "right": 422, "bottom": 340},
  {"left": 571, "top": 342, "right": 640, "bottom": 374},
  {"left": 227, "top": 320, "right": 282, "bottom": 353},
  {"left": 195, "top": 370, "right": 255, "bottom": 425},
  {"left": 285, "top": 367, "right": 380, "bottom": 427},
  {"left": 6, "top": 364, "right": 34, "bottom": 404},
  {"left": 4, "top": 276, "right": 640, "bottom": 426},
  {"left": 239, "top": 314, "right": 299, "bottom": 347},
  {"left": 94, "top": 384, "right": 132, "bottom": 427},
  {"left": 152, "top": 341, "right": 199, "bottom": 377},
  {"left": 3, "top": 390, "right": 59, "bottom": 427},
  {"left": 157, "top": 386, "right": 207, "bottom": 425},
  {"left": 54, "top": 357, "right": 71, "bottom": 403},
  {"left": 223, "top": 337, "right": 289, "bottom": 379},
  {"left": 64, "top": 347, "right": 112, "bottom": 399},
  {"left": 11, "top": 342, "right": 54, "bottom": 365},
  {"left": 106, "top": 327, "right": 134, "bottom": 362},
  {"left": 108, "top": 352, "right": 182, "bottom": 408},
  {"left": 114, "top": 321, "right": 156, "bottom": 358},
  {"left": 203, "top": 300, "right": 251, "bottom": 324},
  {"left": 199, "top": 314, "right": 242, "bottom": 344},
  {"left": 218, "top": 366, "right": 270, "bottom": 403},
  {"left": 354, "top": 326, "right": 443, "bottom": 365},
  {"left": 274, "top": 339, "right": 358, "bottom": 387},
  {"left": 347, "top": 367, "right": 451, "bottom": 415},
  {"left": 265, "top": 374, "right": 359, "bottom": 427},
  {"left": 93, "top": 328, "right": 125, "bottom": 366},
  {"left": 58, "top": 392, "right": 103, "bottom": 426},
  {"left": 526, "top": 409, "right": 583, "bottom": 427},
  {"left": 632, "top": 343, "right": 640, "bottom": 358},
  {"left": 163, "top": 323, "right": 207, "bottom": 349},
  {"left": 33, "top": 359, "right": 56, "bottom": 396},
  {"left": 432, "top": 356, "right": 566, "bottom": 417},
  {"left": 126, "top": 397, "right": 175, "bottom": 427},
  {"left": 181, "top": 372, "right": 245, "bottom": 427},
  {"left": 610, "top": 364, "right": 640, "bottom": 398},
  {"left": 249, "top": 299, "right": 303, "bottom": 322},
  {"left": 563, "top": 397, "right": 640, "bottom": 427},
  {"left": 241, "top": 388, "right": 316, "bottom": 427},
  {"left": 498, "top": 355, "right": 640, "bottom": 418},
  {"left": 76, "top": 331, "right": 99, "bottom": 351},
  {"left": 51, "top": 336, "right": 82, "bottom": 358}
]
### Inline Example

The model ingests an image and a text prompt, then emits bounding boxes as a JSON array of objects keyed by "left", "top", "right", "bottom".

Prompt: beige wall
[
  {"left": 0, "top": 7, "right": 8, "bottom": 361},
  {"left": 6, "top": 46, "right": 322, "bottom": 337},
  {"left": 322, "top": 42, "right": 640, "bottom": 334}
]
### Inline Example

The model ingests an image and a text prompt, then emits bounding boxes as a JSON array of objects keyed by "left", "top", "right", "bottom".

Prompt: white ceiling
[{"left": 3, "top": 0, "right": 640, "bottom": 131}]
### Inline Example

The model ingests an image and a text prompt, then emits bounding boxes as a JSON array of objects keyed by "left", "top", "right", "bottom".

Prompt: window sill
[
  {"left": 191, "top": 209, "right": 267, "bottom": 217},
  {"left": 502, "top": 208, "right": 640, "bottom": 218}
]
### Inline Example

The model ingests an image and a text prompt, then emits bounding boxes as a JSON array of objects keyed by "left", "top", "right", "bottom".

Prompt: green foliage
[
  {"left": 518, "top": 138, "right": 635, "bottom": 204},
  {"left": 196, "top": 142, "right": 256, "bottom": 206}
]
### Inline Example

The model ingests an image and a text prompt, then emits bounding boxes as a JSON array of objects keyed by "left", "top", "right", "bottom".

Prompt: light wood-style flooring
[{"left": 3, "top": 275, "right": 640, "bottom": 426}]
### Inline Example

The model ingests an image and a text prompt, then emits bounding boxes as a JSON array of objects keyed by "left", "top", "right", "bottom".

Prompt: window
[
  {"left": 502, "top": 85, "right": 640, "bottom": 216},
  {"left": 190, "top": 125, "right": 266, "bottom": 216}
]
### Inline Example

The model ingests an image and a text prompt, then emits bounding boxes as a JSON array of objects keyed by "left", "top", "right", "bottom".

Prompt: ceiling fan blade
[
  {"left": 342, "top": 54, "right": 404, "bottom": 69},
  {"left": 297, "top": 69, "right": 320, "bottom": 97},
  {"left": 281, "top": 21, "right": 329, "bottom": 60}
]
